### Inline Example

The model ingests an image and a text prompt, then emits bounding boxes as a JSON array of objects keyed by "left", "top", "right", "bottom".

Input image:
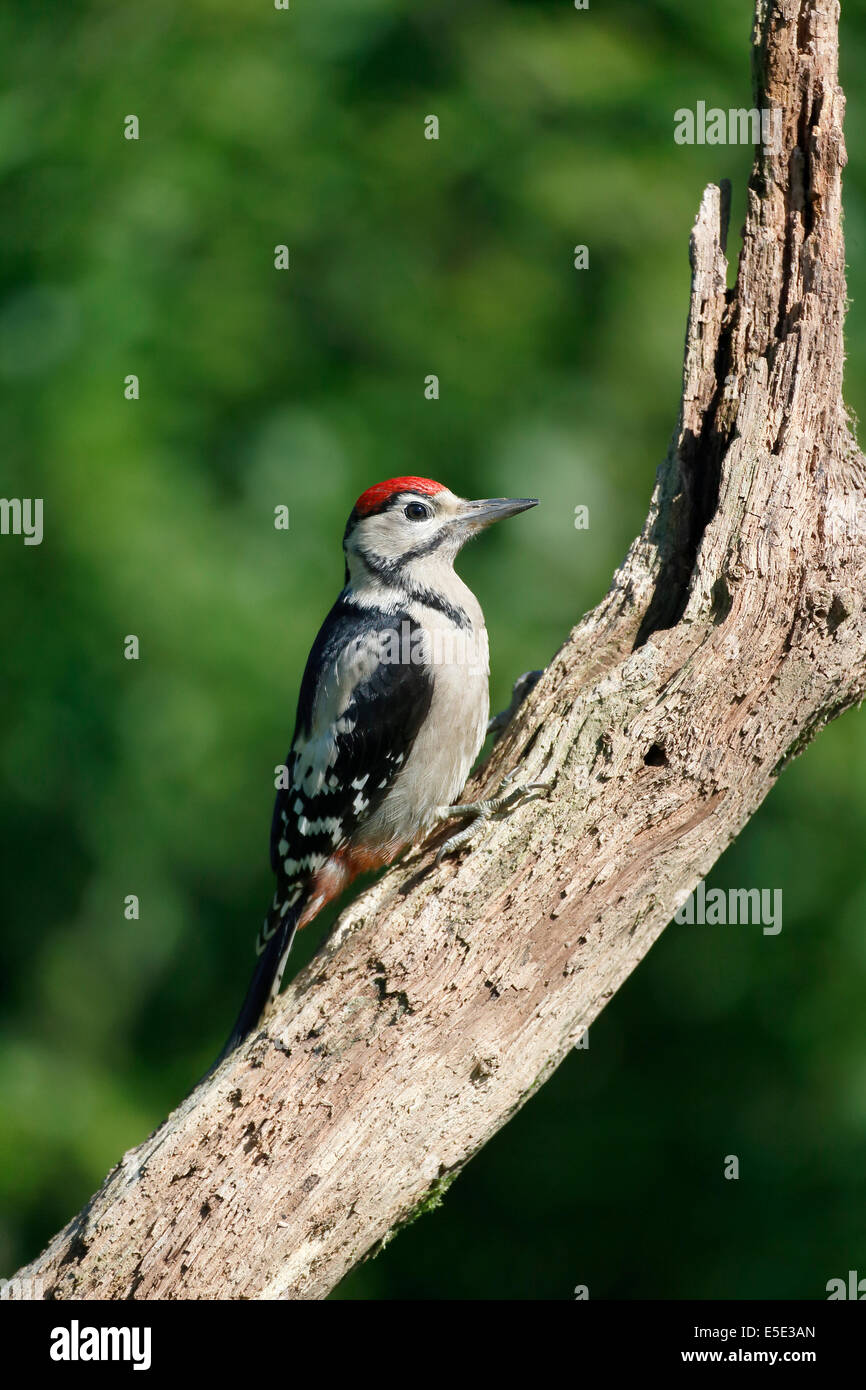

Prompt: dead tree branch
[{"left": 16, "top": 0, "right": 865, "bottom": 1299}]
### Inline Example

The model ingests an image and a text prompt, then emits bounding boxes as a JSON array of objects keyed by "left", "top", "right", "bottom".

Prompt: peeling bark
[{"left": 14, "top": 0, "right": 865, "bottom": 1300}]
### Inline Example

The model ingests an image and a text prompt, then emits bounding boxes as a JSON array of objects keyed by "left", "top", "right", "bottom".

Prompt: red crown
[{"left": 354, "top": 476, "right": 446, "bottom": 517}]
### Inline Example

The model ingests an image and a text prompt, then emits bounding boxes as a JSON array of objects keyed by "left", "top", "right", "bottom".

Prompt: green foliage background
[{"left": 1, "top": 0, "right": 865, "bottom": 1299}]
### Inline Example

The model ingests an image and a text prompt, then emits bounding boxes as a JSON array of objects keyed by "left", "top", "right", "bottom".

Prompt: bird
[{"left": 218, "top": 476, "right": 540, "bottom": 1061}]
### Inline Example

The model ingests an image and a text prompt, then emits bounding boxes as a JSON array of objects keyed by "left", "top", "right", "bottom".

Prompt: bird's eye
[{"left": 404, "top": 501, "right": 431, "bottom": 521}]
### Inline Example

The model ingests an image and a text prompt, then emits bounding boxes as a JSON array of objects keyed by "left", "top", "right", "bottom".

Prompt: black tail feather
[{"left": 213, "top": 898, "right": 302, "bottom": 1067}]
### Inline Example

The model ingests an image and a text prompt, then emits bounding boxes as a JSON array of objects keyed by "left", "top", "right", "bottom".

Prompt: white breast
[{"left": 358, "top": 577, "right": 490, "bottom": 849}]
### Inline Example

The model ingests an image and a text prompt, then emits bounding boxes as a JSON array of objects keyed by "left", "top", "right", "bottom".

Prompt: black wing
[{"left": 269, "top": 594, "right": 434, "bottom": 883}]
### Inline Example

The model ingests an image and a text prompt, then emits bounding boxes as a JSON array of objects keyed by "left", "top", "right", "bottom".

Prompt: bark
[{"left": 16, "top": 0, "right": 865, "bottom": 1300}]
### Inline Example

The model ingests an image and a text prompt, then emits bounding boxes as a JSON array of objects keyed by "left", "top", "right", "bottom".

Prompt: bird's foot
[{"left": 433, "top": 767, "right": 556, "bottom": 863}]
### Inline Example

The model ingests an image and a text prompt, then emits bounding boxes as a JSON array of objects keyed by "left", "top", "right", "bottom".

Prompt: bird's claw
[{"left": 433, "top": 769, "right": 557, "bottom": 863}]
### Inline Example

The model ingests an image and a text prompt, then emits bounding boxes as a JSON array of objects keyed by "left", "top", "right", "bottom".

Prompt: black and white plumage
[{"left": 219, "top": 477, "right": 537, "bottom": 1059}]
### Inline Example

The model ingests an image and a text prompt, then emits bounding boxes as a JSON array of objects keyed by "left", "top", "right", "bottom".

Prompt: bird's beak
[{"left": 459, "top": 496, "right": 539, "bottom": 530}]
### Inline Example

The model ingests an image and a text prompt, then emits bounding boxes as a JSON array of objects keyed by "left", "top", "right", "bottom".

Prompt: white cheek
[{"left": 368, "top": 518, "right": 435, "bottom": 558}]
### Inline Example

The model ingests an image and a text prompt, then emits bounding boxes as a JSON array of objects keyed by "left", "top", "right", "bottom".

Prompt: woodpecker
[{"left": 219, "top": 477, "right": 539, "bottom": 1059}]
